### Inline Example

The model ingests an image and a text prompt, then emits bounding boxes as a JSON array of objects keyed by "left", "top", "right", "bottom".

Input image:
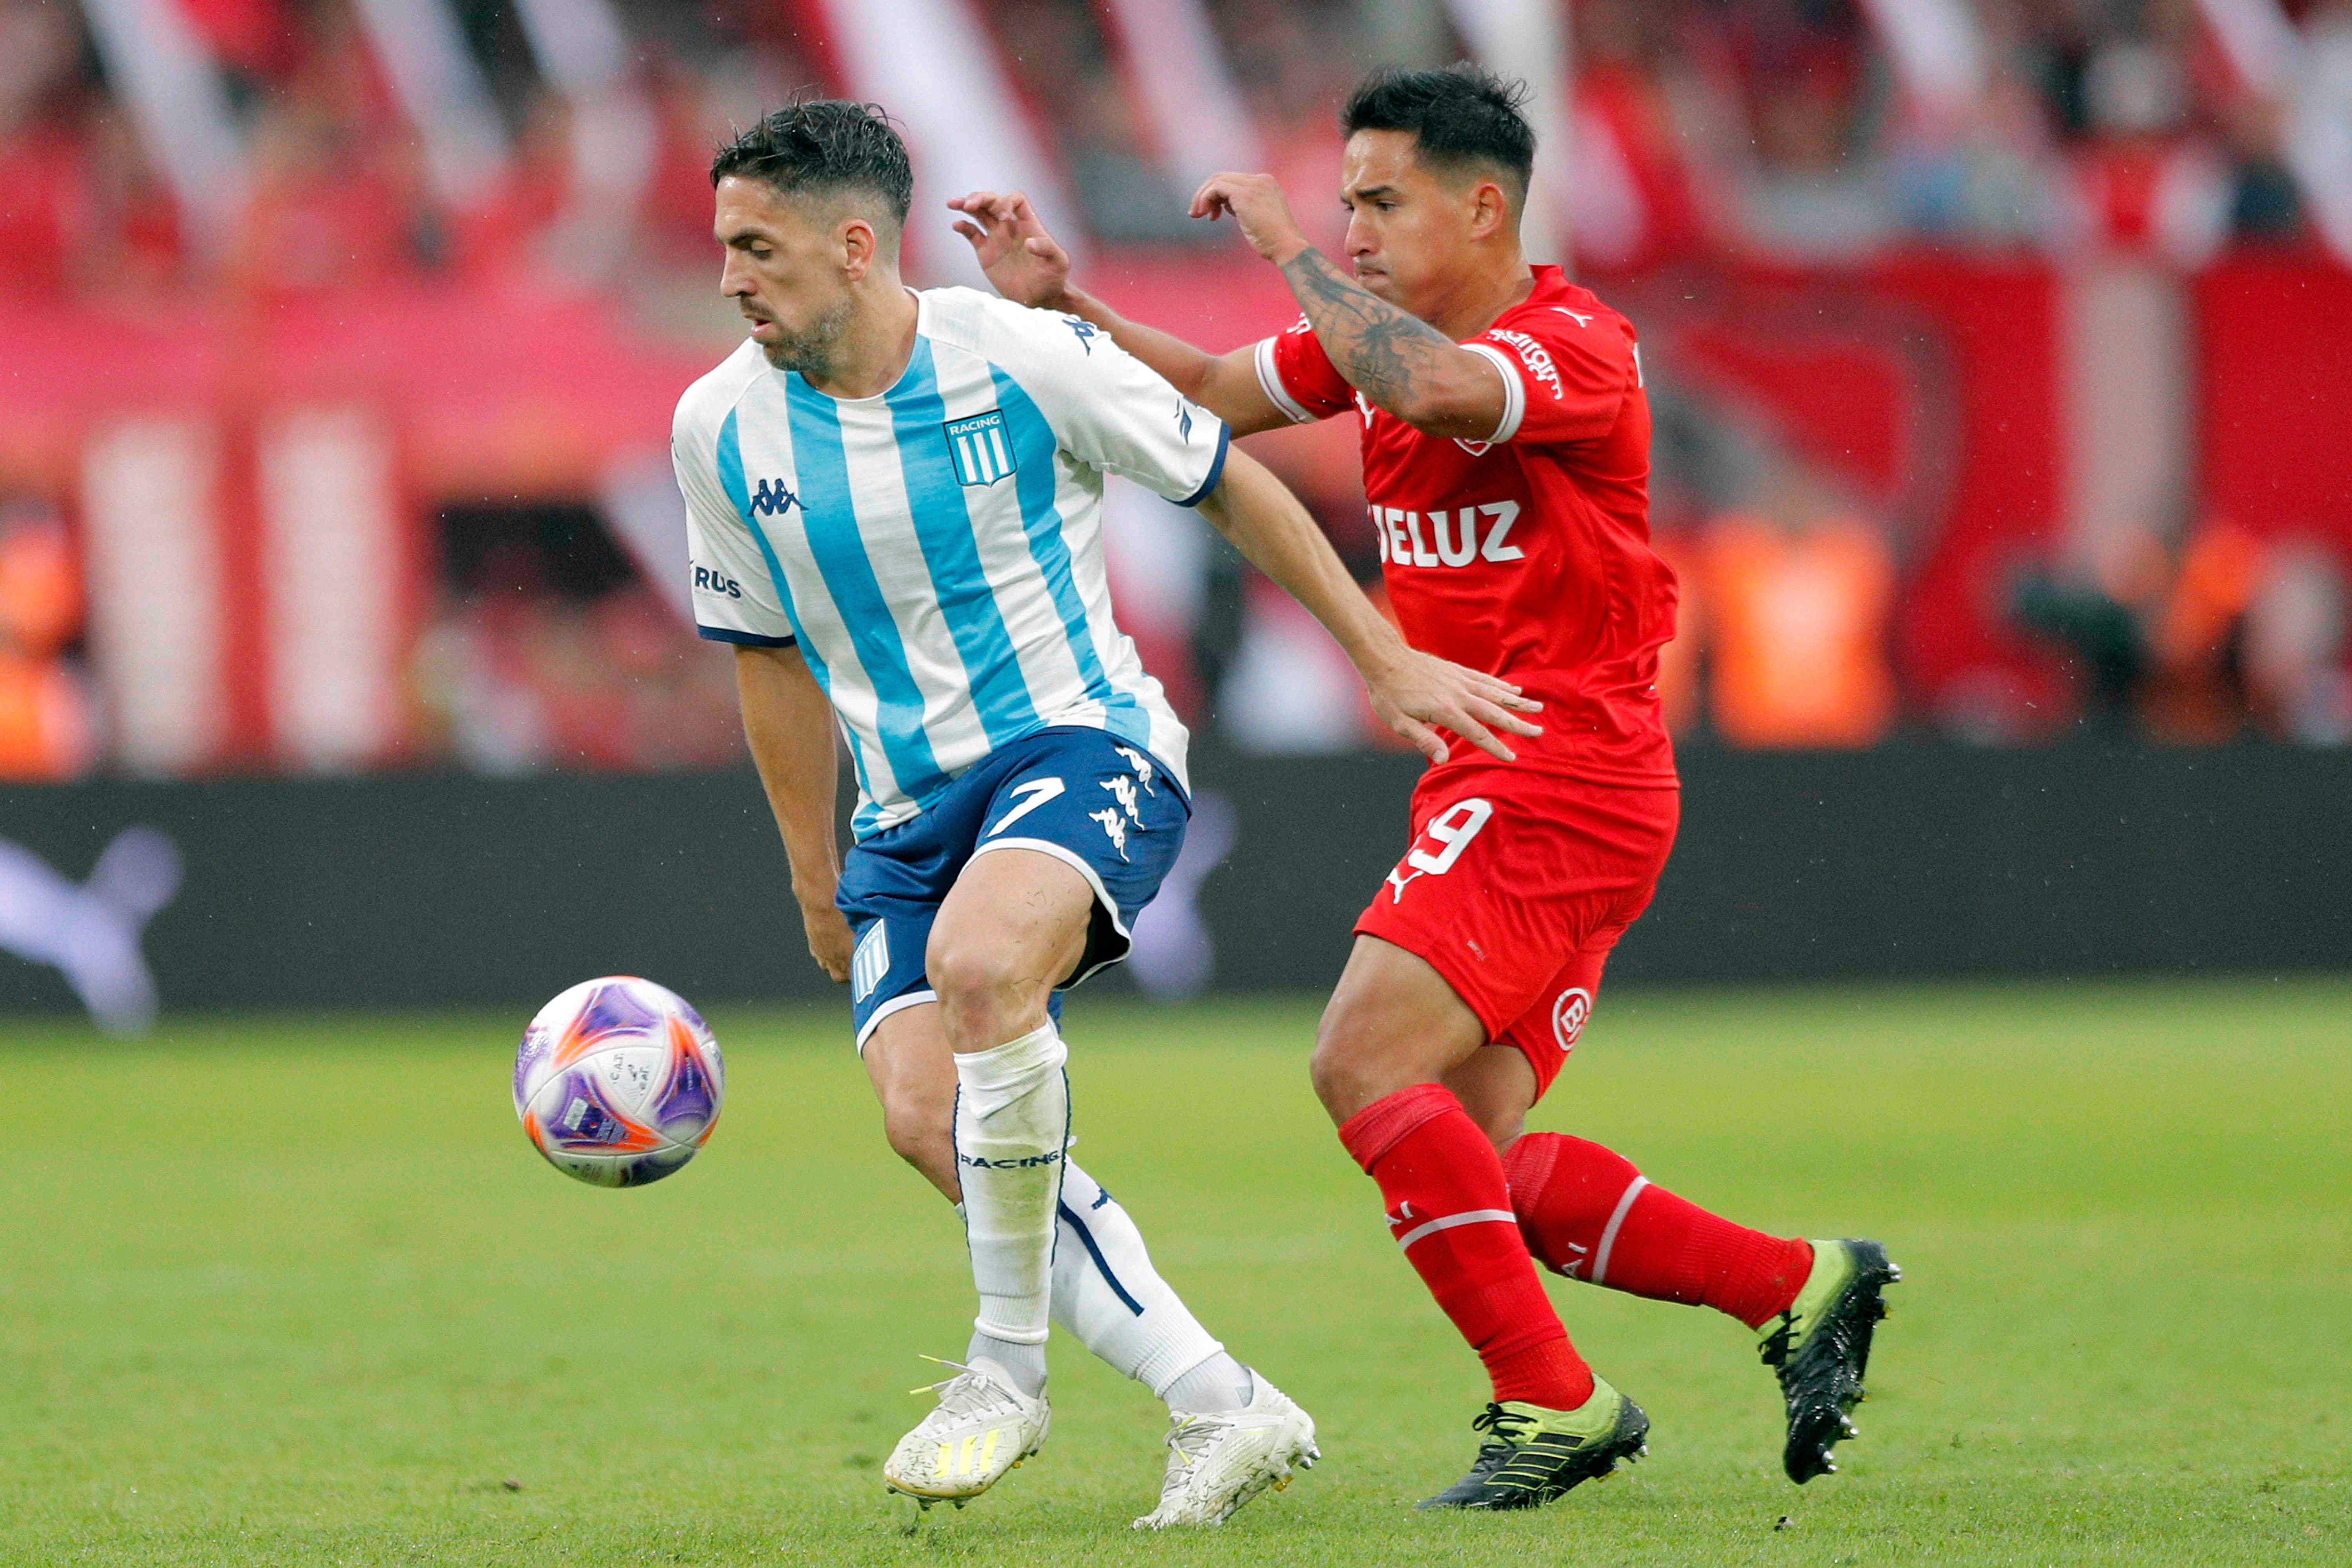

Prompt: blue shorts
[{"left": 835, "top": 726, "right": 1190, "bottom": 1051}]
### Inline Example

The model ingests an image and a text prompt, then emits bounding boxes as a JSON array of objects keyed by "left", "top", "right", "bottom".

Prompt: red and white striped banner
[
  {"left": 1095, "top": 0, "right": 1262, "bottom": 191},
  {"left": 808, "top": 0, "right": 1084, "bottom": 285}
]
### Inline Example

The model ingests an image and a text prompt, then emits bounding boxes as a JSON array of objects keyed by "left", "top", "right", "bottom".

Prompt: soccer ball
[{"left": 514, "top": 977, "right": 724, "bottom": 1187}]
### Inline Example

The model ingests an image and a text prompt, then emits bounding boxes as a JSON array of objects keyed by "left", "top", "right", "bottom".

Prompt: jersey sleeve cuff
[
  {"left": 697, "top": 624, "right": 796, "bottom": 648},
  {"left": 1174, "top": 423, "right": 1230, "bottom": 507},
  {"left": 1462, "top": 342, "right": 1526, "bottom": 444},
  {"left": 1253, "top": 337, "right": 1319, "bottom": 425}
]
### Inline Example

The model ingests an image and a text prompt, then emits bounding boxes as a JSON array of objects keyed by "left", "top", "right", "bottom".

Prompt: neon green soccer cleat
[
  {"left": 1759, "top": 1238, "right": 1901, "bottom": 1483},
  {"left": 1416, "top": 1377, "right": 1649, "bottom": 1511}
]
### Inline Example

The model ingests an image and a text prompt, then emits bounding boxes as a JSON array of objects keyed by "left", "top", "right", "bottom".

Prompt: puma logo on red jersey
[{"left": 1372, "top": 501, "right": 1524, "bottom": 568}]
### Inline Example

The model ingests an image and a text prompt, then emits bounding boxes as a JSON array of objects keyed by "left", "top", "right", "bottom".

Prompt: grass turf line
[{"left": 2, "top": 977, "right": 2346, "bottom": 1566}]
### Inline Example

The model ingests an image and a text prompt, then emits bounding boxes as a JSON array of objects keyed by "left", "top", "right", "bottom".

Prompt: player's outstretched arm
[
  {"left": 1198, "top": 448, "right": 1541, "bottom": 764},
  {"left": 948, "top": 190, "right": 1294, "bottom": 436},
  {"left": 1190, "top": 174, "right": 1507, "bottom": 442},
  {"left": 733, "top": 644, "right": 854, "bottom": 983}
]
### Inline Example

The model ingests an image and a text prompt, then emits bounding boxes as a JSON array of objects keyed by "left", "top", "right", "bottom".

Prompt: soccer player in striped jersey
[{"left": 675, "top": 101, "right": 1538, "bottom": 1526}]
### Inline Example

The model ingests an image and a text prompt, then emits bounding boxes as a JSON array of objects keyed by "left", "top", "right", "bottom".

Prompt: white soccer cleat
[
  {"left": 882, "top": 1358, "right": 1051, "bottom": 1504},
  {"left": 1131, "top": 1373, "right": 1319, "bottom": 1529}
]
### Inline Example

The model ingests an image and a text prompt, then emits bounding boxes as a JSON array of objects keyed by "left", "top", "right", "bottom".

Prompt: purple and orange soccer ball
[{"left": 513, "top": 977, "right": 725, "bottom": 1187}]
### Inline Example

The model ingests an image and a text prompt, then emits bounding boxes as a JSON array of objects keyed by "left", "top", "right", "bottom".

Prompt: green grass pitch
[{"left": 4, "top": 977, "right": 2346, "bottom": 1566}]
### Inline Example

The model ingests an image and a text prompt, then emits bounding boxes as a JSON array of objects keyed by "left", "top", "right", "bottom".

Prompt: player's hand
[
  {"left": 948, "top": 190, "right": 1072, "bottom": 309},
  {"left": 1362, "top": 648, "right": 1543, "bottom": 765},
  {"left": 1189, "top": 173, "right": 1310, "bottom": 265},
  {"left": 799, "top": 897, "right": 855, "bottom": 984}
]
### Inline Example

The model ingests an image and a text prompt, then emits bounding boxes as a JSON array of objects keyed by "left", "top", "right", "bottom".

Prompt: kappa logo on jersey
[
  {"left": 1551, "top": 987, "right": 1593, "bottom": 1053},
  {"left": 850, "top": 920, "right": 890, "bottom": 1004},
  {"left": 1090, "top": 805, "right": 1130, "bottom": 860},
  {"left": 1112, "top": 746, "right": 1156, "bottom": 793},
  {"left": 1488, "top": 329, "right": 1564, "bottom": 402},
  {"left": 1064, "top": 315, "right": 1098, "bottom": 353},
  {"left": 945, "top": 410, "right": 1017, "bottom": 487},
  {"left": 750, "top": 478, "right": 800, "bottom": 517},
  {"left": 1373, "top": 500, "right": 1525, "bottom": 569},
  {"left": 1101, "top": 774, "right": 1144, "bottom": 824},
  {"left": 692, "top": 565, "right": 743, "bottom": 599}
]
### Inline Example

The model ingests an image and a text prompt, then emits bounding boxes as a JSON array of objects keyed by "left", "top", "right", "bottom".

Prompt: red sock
[
  {"left": 1339, "top": 1085, "right": 1594, "bottom": 1409},
  {"left": 1501, "top": 1131, "right": 1814, "bottom": 1330}
]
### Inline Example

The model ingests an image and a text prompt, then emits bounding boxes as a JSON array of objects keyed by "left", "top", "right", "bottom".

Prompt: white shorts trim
[
  {"left": 855, "top": 987, "right": 938, "bottom": 1056},
  {"left": 1253, "top": 336, "right": 1319, "bottom": 424},
  {"left": 968, "top": 835, "right": 1134, "bottom": 984}
]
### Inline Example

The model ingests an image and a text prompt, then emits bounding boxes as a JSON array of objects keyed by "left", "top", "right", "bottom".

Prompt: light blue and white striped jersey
[{"left": 674, "top": 287, "right": 1227, "bottom": 840}]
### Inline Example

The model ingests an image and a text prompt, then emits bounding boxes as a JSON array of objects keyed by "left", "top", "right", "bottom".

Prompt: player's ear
[
  {"left": 1470, "top": 179, "right": 1510, "bottom": 242},
  {"left": 839, "top": 215, "right": 876, "bottom": 280}
]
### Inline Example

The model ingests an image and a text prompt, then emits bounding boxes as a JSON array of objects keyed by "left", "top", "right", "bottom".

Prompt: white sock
[
  {"left": 1163, "top": 1353, "right": 1256, "bottom": 1415},
  {"left": 953, "top": 1023, "right": 1068, "bottom": 1397},
  {"left": 962, "top": 1329, "right": 1048, "bottom": 1396},
  {"left": 1051, "top": 1159, "right": 1254, "bottom": 1412}
]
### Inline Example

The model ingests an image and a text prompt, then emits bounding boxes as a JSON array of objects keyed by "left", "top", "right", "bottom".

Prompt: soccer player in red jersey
[{"left": 952, "top": 64, "right": 1898, "bottom": 1508}]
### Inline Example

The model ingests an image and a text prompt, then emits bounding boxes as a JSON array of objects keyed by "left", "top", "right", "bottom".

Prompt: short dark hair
[
  {"left": 710, "top": 99, "right": 914, "bottom": 229},
  {"left": 1341, "top": 64, "right": 1536, "bottom": 204}
]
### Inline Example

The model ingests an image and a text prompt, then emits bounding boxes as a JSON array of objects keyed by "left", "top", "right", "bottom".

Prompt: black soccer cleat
[
  {"left": 1416, "top": 1379, "right": 1649, "bottom": 1511},
  {"left": 1758, "top": 1237, "right": 1901, "bottom": 1483}
]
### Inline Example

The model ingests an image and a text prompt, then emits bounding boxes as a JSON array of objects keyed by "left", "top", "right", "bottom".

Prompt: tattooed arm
[
  {"left": 948, "top": 189, "right": 1295, "bottom": 435},
  {"left": 1190, "top": 172, "right": 1510, "bottom": 442}
]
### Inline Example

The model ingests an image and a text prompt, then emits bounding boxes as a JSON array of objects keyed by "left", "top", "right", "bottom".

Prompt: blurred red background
[{"left": 4, "top": 0, "right": 2350, "bottom": 781}]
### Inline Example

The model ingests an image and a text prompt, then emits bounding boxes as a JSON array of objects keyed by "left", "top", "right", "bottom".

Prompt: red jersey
[{"left": 1255, "top": 265, "right": 1677, "bottom": 788}]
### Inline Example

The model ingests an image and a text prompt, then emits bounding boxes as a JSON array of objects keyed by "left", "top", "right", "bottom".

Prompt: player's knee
[
  {"left": 1308, "top": 1016, "right": 1391, "bottom": 1122},
  {"left": 878, "top": 1083, "right": 953, "bottom": 1178},
  {"left": 880, "top": 1100, "right": 932, "bottom": 1166},
  {"left": 924, "top": 929, "right": 1023, "bottom": 1015},
  {"left": 1306, "top": 1040, "right": 1351, "bottom": 1118}
]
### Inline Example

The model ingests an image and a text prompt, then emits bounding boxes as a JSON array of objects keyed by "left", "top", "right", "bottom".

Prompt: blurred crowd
[
  {"left": 7, "top": 0, "right": 2346, "bottom": 293},
  {"left": 1003, "top": 0, "right": 2352, "bottom": 264},
  {"left": 0, "top": 0, "right": 813, "bottom": 294},
  {"left": 410, "top": 501, "right": 743, "bottom": 774},
  {"left": 1, "top": 0, "right": 2347, "bottom": 777}
]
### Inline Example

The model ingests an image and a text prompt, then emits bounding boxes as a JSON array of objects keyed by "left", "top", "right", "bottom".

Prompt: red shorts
[{"left": 1354, "top": 766, "right": 1679, "bottom": 1099}]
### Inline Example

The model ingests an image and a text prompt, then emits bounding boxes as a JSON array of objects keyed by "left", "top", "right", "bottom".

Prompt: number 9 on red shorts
[{"left": 1352, "top": 767, "right": 1680, "bottom": 1100}]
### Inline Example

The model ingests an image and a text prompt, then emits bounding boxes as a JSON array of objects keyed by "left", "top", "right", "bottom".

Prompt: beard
[{"left": 757, "top": 296, "right": 856, "bottom": 379}]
